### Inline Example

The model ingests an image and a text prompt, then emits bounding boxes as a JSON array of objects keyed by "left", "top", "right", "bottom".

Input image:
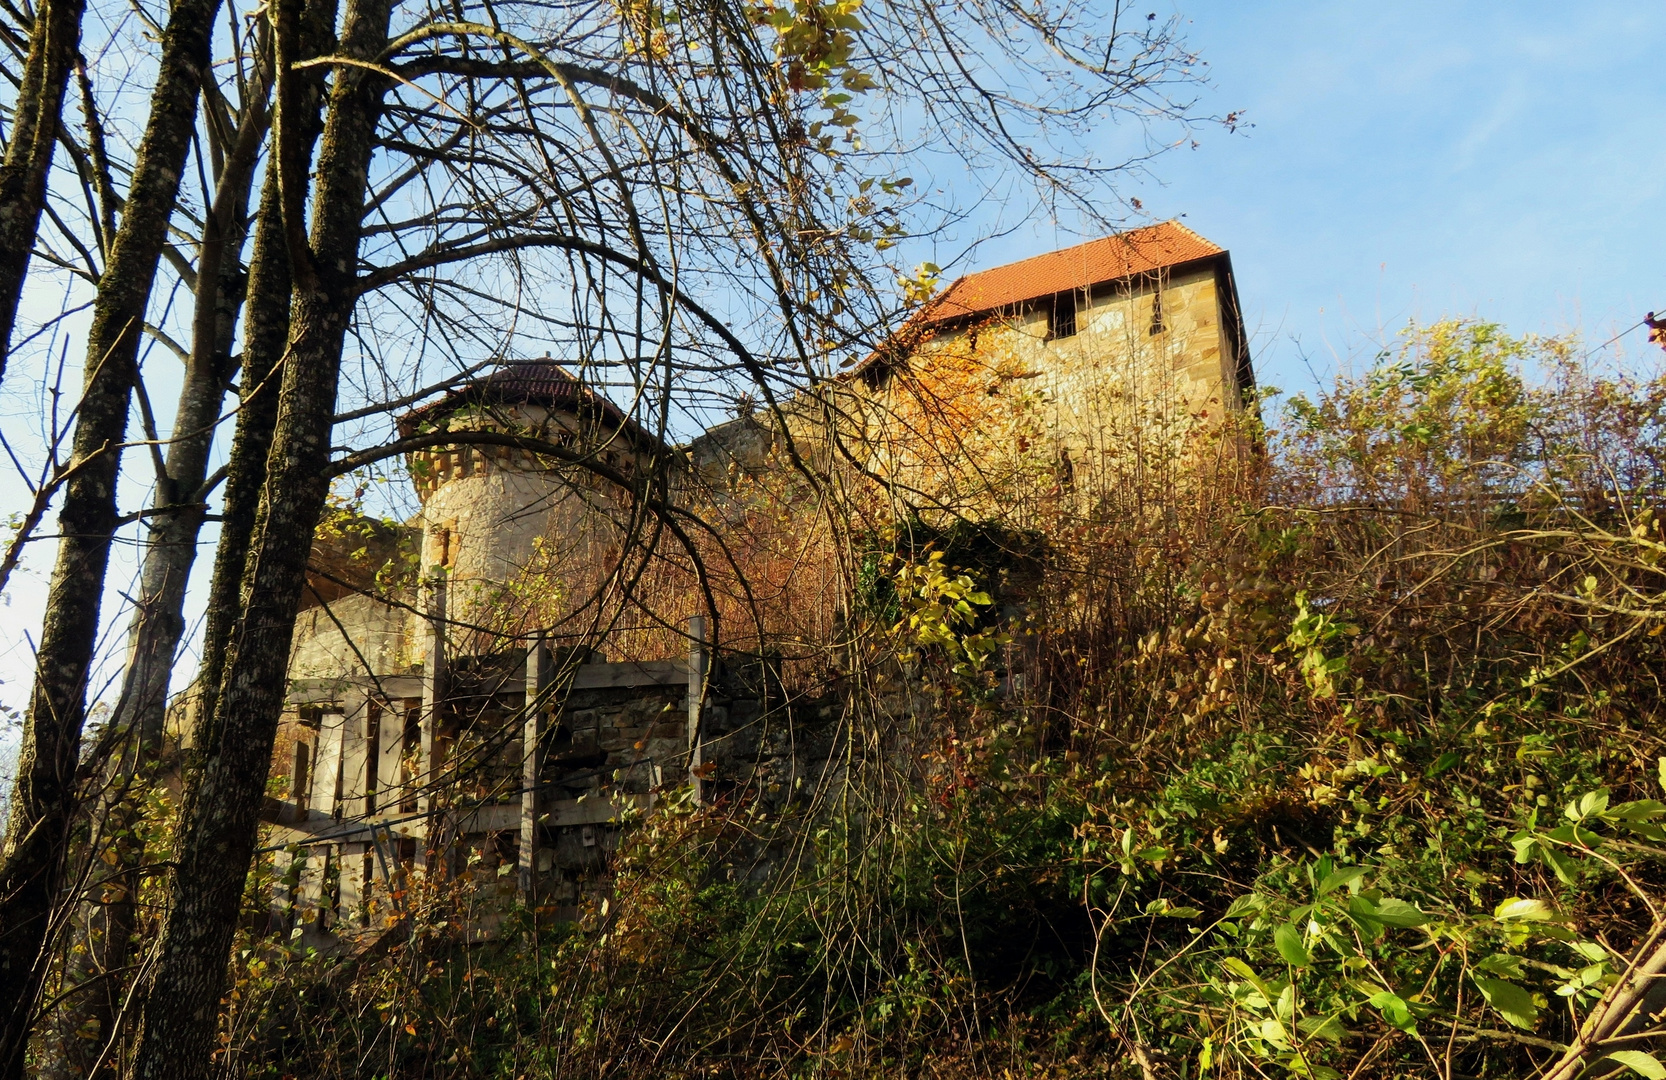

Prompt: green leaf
[
  {"left": 1603, "top": 800, "right": 1666, "bottom": 839},
  {"left": 1223, "top": 957, "right": 1273, "bottom": 1000},
  {"left": 1368, "top": 990, "right": 1418, "bottom": 1033},
  {"left": 1472, "top": 976, "right": 1540, "bottom": 1030},
  {"left": 1494, "top": 897, "right": 1557, "bottom": 922},
  {"left": 1297, "top": 1013, "right": 1350, "bottom": 1043},
  {"left": 1318, "top": 865, "right": 1369, "bottom": 896},
  {"left": 1544, "top": 823, "right": 1604, "bottom": 847},
  {"left": 1475, "top": 953, "right": 1526, "bottom": 979},
  {"left": 1345, "top": 897, "right": 1386, "bottom": 937},
  {"left": 1257, "top": 1016, "right": 1291, "bottom": 1050},
  {"left": 1604, "top": 1051, "right": 1666, "bottom": 1079},
  {"left": 1570, "top": 940, "right": 1608, "bottom": 962},
  {"left": 1226, "top": 893, "right": 1267, "bottom": 918},
  {"left": 1427, "top": 751, "right": 1461, "bottom": 777},
  {"left": 1602, "top": 799, "right": 1666, "bottom": 822},
  {"left": 1615, "top": 820, "right": 1666, "bottom": 842},
  {"left": 1370, "top": 898, "right": 1429, "bottom": 928},
  {"left": 1572, "top": 789, "right": 1611, "bottom": 819},
  {"left": 1275, "top": 923, "right": 1312, "bottom": 967},
  {"left": 1540, "top": 844, "right": 1580, "bottom": 885}
]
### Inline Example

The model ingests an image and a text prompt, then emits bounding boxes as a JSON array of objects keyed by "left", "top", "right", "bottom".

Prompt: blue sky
[{"left": 922, "top": 0, "right": 1665, "bottom": 396}]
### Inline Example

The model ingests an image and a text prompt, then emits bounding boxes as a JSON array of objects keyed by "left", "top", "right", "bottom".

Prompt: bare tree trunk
[
  {"left": 37, "top": 72, "right": 275, "bottom": 1079},
  {"left": 192, "top": 0, "right": 337, "bottom": 731},
  {"left": 129, "top": 0, "right": 393, "bottom": 1071},
  {"left": 0, "top": 0, "right": 223, "bottom": 1068},
  {"left": 45, "top": 1, "right": 337, "bottom": 1061},
  {"left": 0, "top": 0, "right": 88, "bottom": 376}
]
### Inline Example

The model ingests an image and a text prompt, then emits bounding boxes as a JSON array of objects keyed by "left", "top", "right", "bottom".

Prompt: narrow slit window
[
  {"left": 291, "top": 740, "right": 311, "bottom": 811},
  {"left": 1048, "top": 293, "right": 1078, "bottom": 340},
  {"left": 1149, "top": 289, "right": 1166, "bottom": 335}
]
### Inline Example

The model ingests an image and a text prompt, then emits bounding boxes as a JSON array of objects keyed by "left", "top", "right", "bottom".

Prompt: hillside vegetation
[{"left": 224, "top": 321, "right": 1666, "bottom": 1080}]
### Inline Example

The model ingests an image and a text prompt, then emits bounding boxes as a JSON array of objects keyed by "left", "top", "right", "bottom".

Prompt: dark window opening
[
  {"left": 400, "top": 701, "right": 423, "bottom": 813},
  {"left": 1047, "top": 293, "right": 1078, "bottom": 340},
  {"left": 1149, "top": 289, "right": 1166, "bottom": 336},
  {"left": 860, "top": 354, "right": 900, "bottom": 391},
  {"left": 291, "top": 740, "right": 311, "bottom": 811}
]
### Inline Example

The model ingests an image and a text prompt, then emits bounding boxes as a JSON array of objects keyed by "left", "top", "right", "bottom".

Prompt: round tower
[{"left": 398, "top": 359, "right": 662, "bottom": 645}]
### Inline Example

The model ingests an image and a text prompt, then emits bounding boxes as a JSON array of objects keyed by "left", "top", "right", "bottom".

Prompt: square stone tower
[{"left": 829, "top": 221, "right": 1254, "bottom": 525}]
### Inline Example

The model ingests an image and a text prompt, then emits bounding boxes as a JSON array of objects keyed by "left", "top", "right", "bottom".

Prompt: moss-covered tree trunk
[
  {"left": 128, "top": 0, "right": 392, "bottom": 1070},
  {"left": 192, "top": 0, "right": 338, "bottom": 729},
  {"left": 0, "top": 0, "right": 223, "bottom": 1070},
  {"left": 0, "top": 0, "right": 88, "bottom": 375},
  {"left": 36, "top": 69, "right": 281, "bottom": 1078}
]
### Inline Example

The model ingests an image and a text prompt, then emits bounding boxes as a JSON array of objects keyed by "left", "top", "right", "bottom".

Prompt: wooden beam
[
  {"left": 569, "top": 658, "right": 684, "bottom": 689},
  {"left": 373, "top": 698, "right": 397, "bottom": 815},
  {"left": 340, "top": 687, "right": 372, "bottom": 818},
  {"left": 264, "top": 794, "right": 651, "bottom": 848},
  {"left": 270, "top": 848, "right": 296, "bottom": 929},
  {"left": 311, "top": 708, "right": 346, "bottom": 819},
  {"left": 338, "top": 844, "right": 369, "bottom": 930},
  {"left": 519, "top": 637, "right": 550, "bottom": 902},
  {"left": 687, "top": 615, "right": 707, "bottom": 804},
  {"left": 298, "top": 848, "right": 328, "bottom": 929},
  {"left": 290, "top": 740, "right": 311, "bottom": 817}
]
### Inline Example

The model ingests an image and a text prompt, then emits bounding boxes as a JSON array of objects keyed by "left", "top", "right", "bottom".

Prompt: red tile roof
[{"left": 920, "top": 220, "right": 1224, "bottom": 326}]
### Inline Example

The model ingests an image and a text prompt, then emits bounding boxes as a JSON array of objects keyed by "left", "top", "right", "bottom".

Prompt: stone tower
[{"left": 398, "top": 358, "right": 665, "bottom": 640}]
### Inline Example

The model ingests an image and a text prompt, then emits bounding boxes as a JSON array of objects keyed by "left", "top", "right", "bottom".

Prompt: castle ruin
[{"left": 260, "top": 221, "right": 1253, "bottom": 943}]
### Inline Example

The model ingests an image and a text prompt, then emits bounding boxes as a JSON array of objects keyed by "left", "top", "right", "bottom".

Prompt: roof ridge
[
  {"left": 493, "top": 355, "right": 578, "bottom": 376},
  {"left": 923, "top": 221, "right": 1224, "bottom": 326},
  {"left": 1156, "top": 217, "right": 1209, "bottom": 243},
  {"left": 956, "top": 220, "right": 1209, "bottom": 272}
]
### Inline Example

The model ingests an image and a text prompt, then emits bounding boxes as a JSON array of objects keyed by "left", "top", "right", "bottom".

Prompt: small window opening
[
  {"left": 291, "top": 740, "right": 311, "bottom": 810},
  {"left": 1047, "top": 293, "right": 1078, "bottom": 340},
  {"left": 400, "top": 700, "right": 422, "bottom": 813},
  {"left": 429, "top": 520, "right": 458, "bottom": 569},
  {"left": 1149, "top": 289, "right": 1167, "bottom": 336}
]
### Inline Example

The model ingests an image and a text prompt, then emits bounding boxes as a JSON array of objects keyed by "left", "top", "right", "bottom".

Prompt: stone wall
[
  {"left": 407, "top": 403, "right": 652, "bottom": 641},
  {"left": 266, "top": 250, "right": 1253, "bottom": 945},
  {"left": 288, "top": 592, "right": 417, "bottom": 685},
  {"left": 264, "top": 637, "right": 842, "bottom": 942},
  {"left": 807, "top": 262, "right": 1248, "bottom": 530}
]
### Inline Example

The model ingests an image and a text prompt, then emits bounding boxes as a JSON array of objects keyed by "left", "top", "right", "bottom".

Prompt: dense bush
[{"left": 225, "top": 321, "right": 1666, "bottom": 1079}]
